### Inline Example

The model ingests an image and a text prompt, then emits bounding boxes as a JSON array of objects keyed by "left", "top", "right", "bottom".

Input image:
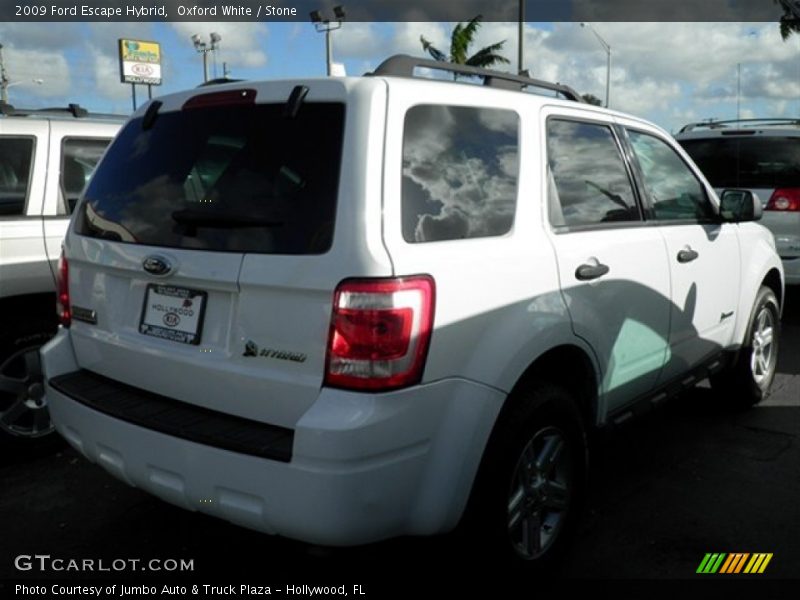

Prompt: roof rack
[
  {"left": 0, "top": 101, "right": 124, "bottom": 120},
  {"left": 368, "top": 54, "right": 583, "bottom": 102},
  {"left": 678, "top": 118, "right": 800, "bottom": 133}
]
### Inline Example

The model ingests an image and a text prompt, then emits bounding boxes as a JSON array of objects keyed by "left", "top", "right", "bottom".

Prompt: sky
[{"left": 0, "top": 20, "right": 798, "bottom": 133}]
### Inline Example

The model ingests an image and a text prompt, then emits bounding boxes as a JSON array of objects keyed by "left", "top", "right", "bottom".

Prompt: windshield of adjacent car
[
  {"left": 76, "top": 102, "right": 345, "bottom": 254},
  {"left": 678, "top": 136, "right": 800, "bottom": 189}
]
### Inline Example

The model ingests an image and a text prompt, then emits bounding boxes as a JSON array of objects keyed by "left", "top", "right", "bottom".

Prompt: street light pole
[
  {"left": 580, "top": 23, "right": 611, "bottom": 108},
  {"left": 518, "top": 0, "right": 524, "bottom": 74},
  {"left": 310, "top": 6, "right": 345, "bottom": 76},
  {"left": 0, "top": 44, "right": 9, "bottom": 104},
  {"left": 1, "top": 74, "right": 44, "bottom": 104},
  {"left": 191, "top": 33, "right": 222, "bottom": 83}
]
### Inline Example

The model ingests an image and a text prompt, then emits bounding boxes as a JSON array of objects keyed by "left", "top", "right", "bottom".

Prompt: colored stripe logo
[{"left": 697, "top": 553, "right": 773, "bottom": 574}]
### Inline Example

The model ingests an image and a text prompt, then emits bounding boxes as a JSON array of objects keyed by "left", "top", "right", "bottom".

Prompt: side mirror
[{"left": 719, "top": 189, "right": 762, "bottom": 222}]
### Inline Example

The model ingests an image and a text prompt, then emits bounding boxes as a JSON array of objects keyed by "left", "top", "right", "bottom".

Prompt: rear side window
[
  {"left": 546, "top": 119, "right": 639, "bottom": 227},
  {"left": 401, "top": 104, "right": 519, "bottom": 243},
  {"left": 0, "top": 137, "right": 34, "bottom": 217},
  {"left": 77, "top": 102, "right": 345, "bottom": 254},
  {"left": 61, "top": 138, "right": 112, "bottom": 215},
  {"left": 678, "top": 136, "right": 800, "bottom": 189}
]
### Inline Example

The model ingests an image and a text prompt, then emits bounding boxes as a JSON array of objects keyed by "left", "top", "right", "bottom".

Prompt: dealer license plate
[{"left": 139, "top": 285, "right": 207, "bottom": 345}]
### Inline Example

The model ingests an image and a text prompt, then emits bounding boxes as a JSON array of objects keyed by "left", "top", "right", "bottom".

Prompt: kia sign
[{"left": 119, "top": 39, "right": 162, "bottom": 86}]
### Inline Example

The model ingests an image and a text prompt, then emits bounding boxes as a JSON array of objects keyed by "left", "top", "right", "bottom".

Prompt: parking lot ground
[{"left": 1, "top": 289, "right": 798, "bottom": 586}]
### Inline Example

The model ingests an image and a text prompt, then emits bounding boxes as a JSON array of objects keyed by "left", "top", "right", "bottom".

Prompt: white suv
[
  {"left": 41, "top": 56, "right": 783, "bottom": 565},
  {"left": 0, "top": 103, "right": 121, "bottom": 449}
]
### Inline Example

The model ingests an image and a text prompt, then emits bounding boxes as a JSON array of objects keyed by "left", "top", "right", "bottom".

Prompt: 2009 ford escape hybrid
[{"left": 41, "top": 56, "right": 783, "bottom": 565}]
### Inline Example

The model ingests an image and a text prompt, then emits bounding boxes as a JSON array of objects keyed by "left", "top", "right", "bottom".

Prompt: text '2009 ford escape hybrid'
[{"left": 41, "top": 56, "right": 783, "bottom": 566}]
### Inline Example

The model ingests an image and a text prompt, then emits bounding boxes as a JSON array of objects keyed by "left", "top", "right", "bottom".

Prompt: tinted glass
[
  {"left": 679, "top": 136, "right": 800, "bottom": 189},
  {"left": 546, "top": 119, "right": 639, "bottom": 227},
  {"left": 62, "top": 138, "right": 112, "bottom": 214},
  {"left": 628, "top": 130, "right": 714, "bottom": 221},
  {"left": 0, "top": 137, "right": 34, "bottom": 217},
  {"left": 77, "top": 102, "right": 345, "bottom": 254},
  {"left": 402, "top": 105, "right": 519, "bottom": 242}
]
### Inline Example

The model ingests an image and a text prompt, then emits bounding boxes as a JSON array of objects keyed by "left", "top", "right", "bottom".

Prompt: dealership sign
[{"left": 118, "top": 39, "right": 162, "bottom": 86}]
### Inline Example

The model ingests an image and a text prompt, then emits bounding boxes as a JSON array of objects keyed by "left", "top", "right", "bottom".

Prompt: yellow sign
[{"left": 119, "top": 39, "right": 162, "bottom": 85}]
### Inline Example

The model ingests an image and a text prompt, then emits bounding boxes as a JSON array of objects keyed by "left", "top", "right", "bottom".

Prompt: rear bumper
[{"left": 42, "top": 329, "right": 504, "bottom": 546}]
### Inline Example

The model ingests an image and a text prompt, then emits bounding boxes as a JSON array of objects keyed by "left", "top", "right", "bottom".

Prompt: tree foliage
[{"left": 420, "top": 15, "right": 510, "bottom": 71}]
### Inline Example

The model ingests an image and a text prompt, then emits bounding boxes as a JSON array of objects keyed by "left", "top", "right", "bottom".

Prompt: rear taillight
[
  {"left": 56, "top": 250, "right": 71, "bottom": 327},
  {"left": 325, "top": 276, "right": 435, "bottom": 391},
  {"left": 766, "top": 188, "right": 800, "bottom": 212}
]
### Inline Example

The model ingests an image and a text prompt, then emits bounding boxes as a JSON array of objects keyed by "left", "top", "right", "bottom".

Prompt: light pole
[
  {"left": 518, "top": 0, "right": 524, "bottom": 74},
  {"left": 191, "top": 32, "right": 222, "bottom": 83},
  {"left": 310, "top": 5, "right": 345, "bottom": 76},
  {"left": 1, "top": 72, "right": 43, "bottom": 104},
  {"left": 580, "top": 22, "right": 611, "bottom": 108}
]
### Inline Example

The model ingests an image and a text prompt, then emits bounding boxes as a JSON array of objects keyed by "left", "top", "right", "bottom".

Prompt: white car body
[
  {"left": 41, "top": 61, "right": 783, "bottom": 549},
  {"left": 0, "top": 107, "right": 121, "bottom": 444}
]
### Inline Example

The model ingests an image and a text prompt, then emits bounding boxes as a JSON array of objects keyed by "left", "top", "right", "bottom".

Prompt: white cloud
[
  {"left": 89, "top": 47, "right": 130, "bottom": 102},
  {"left": 170, "top": 22, "right": 269, "bottom": 70},
  {"left": 4, "top": 47, "right": 71, "bottom": 99}
]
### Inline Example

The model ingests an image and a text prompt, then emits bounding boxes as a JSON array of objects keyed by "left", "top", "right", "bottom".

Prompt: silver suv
[
  {"left": 676, "top": 119, "right": 800, "bottom": 285},
  {"left": 0, "top": 103, "right": 121, "bottom": 449},
  {"left": 42, "top": 56, "right": 783, "bottom": 565}
]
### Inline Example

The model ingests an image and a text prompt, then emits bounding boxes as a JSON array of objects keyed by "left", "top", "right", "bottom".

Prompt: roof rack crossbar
[
  {"left": 368, "top": 54, "right": 583, "bottom": 102},
  {"left": 679, "top": 117, "right": 800, "bottom": 133}
]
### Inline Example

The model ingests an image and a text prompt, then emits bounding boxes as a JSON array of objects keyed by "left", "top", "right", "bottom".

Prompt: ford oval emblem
[{"left": 142, "top": 255, "right": 172, "bottom": 276}]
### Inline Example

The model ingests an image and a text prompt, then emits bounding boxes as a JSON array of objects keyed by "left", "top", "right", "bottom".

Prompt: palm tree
[
  {"left": 776, "top": 0, "right": 800, "bottom": 39},
  {"left": 420, "top": 15, "right": 510, "bottom": 75}
]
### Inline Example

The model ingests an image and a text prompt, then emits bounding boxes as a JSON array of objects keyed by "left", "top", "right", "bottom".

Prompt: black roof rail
[
  {"left": 0, "top": 101, "right": 124, "bottom": 120},
  {"left": 368, "top": 54, "right": 583, "bottom": 102},
  {"left": 679, "top": 118, "right": 800, "bottom": 133}
]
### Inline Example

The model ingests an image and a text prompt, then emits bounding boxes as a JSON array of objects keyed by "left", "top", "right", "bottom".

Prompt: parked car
[
  {"left": 675, "top": 118, "right": 800, "bottom": 285},
  {"left": 0, "top": 103, "right": 122, "bottom": 449},
  {"left": 41, "top": 56, "right": 783, "bottom": 566}
]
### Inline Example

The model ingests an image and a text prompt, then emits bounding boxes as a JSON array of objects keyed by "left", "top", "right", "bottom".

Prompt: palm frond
[
  {"left": 420, "top": 35, "right": 447, "bottom": 62},
  {"left": 451, "top": 16, "right": 484, "bottom": 64},
  {"left": 465, "top": 41, "right": 510, "bottom": 68}
]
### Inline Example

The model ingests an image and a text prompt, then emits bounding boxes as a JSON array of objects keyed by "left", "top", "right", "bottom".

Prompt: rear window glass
[
  {"left": 76, "top": 102, "right": 345, "bottom": 254},
  {"left": 62, "top": 138, "right": 112, "bottom": 215},
  {"left": 401, "top": 104, "right": 519, "bottom": 243},
  {"left": 679, "top": 136, "right": 800, "bottom": 188},
  {"left": 0, "top": 137, "right": 34, "bottom": 217}
]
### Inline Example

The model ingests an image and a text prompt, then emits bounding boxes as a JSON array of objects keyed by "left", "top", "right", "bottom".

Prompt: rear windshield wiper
[{"left": 171, "top": 209, "right": 282, "bottom": 229}]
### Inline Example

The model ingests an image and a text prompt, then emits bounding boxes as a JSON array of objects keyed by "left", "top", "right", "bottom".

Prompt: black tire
[
  {"left": 464, "top": 382, "right": 588, "bottom": 569},
  {"left": 710, "top": 285, "right": 780, "bottom": 408},
  {"left": 0, "top": 318, "right": 61, "bottom": 451}
]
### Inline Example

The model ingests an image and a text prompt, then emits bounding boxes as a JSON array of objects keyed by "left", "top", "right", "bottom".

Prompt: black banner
[{"left": 3, "top": 0, "right": 800, "bottom": 22}]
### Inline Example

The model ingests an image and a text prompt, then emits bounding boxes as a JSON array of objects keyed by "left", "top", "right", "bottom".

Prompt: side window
[
  {"left": 401, "top": 104, "right": 519, "bottom": 243},
  {"left": 61, "top": 138, "right": 112, "bottom": 214},
  {"left": 546, "top": 119, "right": 639, "bottom": 228},
  {"left": 0, "top": 137, "right": 35, "bottom": 217},
  {"left": 627, "top": 130, "right": 714, "bottom": 222}
]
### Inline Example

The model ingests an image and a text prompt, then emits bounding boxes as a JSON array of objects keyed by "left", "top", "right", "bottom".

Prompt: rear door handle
[
  {"left": 677, "top": 247, "right": 699, "bottom": 263},
  {"left": 575, "top": 260, "right": 610, "bottom": 281}
]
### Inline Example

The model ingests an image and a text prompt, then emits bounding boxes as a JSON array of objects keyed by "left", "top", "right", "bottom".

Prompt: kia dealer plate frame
[{"left": 139, "top": 284, "right": 207, "bottom": 345}]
